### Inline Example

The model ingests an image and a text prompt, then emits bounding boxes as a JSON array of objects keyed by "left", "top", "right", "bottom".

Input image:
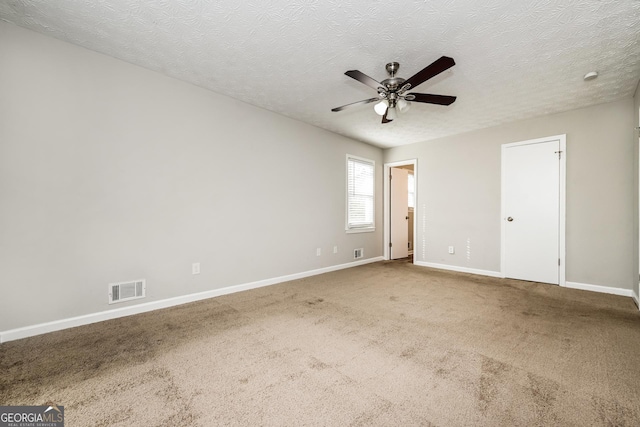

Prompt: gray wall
[
  {"left": 0, "top": 22, "right": 383, "bottom": 331},
  {"left": 384, "top": 98, "right": 636, "bottom": 291}
]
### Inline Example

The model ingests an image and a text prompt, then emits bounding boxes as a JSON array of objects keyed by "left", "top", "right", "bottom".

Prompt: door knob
[{"left": 507, "top": 217, "right": 514, "bottom": 222}]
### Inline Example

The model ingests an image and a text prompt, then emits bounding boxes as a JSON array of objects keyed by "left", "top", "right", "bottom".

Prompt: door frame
[
  {"left": 384, "top": 159, "right": 417, "bottom": 261},
  {"left": 636, "top": 106, "right": 640, "bottom": 309},
  {"left": 500, "top": 134, "right": 566, "bottom": 286}
]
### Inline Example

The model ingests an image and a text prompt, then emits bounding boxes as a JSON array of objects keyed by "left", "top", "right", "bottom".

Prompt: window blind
[{"left": 347, "top": 156, "right": 374, "bottom": 229}]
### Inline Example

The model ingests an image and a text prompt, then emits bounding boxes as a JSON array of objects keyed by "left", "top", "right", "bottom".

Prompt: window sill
[{"left": 346, "top": 227, "right": 376, "bottom": 234}]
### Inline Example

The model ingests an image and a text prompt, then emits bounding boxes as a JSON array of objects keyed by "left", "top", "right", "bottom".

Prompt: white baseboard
[
  {"left": 413, "top": 264, "right": 637, "bottom": 302},
  {"left": 414, "top": 261, "right": 503, "bottom": 278},
  {"left": 0, "top": 256, "right": 384, "bottom": 344},
  {"left": 565, "top": 281, "right": 634, "bottom": 298},
  {"left": 632, "top": 290, "right": 639, "bottom": 309}
]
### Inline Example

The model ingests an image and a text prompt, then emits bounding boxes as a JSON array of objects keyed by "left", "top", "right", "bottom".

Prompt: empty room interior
[{"left": 1, "top": 1, "right": 640, "bottom": 425}]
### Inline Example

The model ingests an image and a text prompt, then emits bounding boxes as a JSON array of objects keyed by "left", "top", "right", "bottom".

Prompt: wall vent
[
  {"left": 354, "top": 248, "right": 364, "bottom": 259},
  {"left": 109, "top": 279, "right": 145, "bottom": 304}
]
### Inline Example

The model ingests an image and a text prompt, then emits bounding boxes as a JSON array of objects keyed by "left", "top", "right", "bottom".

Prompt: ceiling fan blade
[
  {"left": 408, "top": 93, "right": 457, "bottom": 105},
  {"left": 402, "top": 56, "right": 455, "bottom": 90},
  {"left": 345, "top": 70, "right": 385, "bottom": 91},
  {"left": 331, "top": 97, "right": 380, "bottom": 112},
  {"left": 382, "top": 110, "right": 393, "bottom": 124}
]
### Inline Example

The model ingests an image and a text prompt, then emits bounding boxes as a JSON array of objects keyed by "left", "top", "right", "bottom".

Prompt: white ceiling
[{"left": 1, "top": 1, "right": 638, "bottom": 148}]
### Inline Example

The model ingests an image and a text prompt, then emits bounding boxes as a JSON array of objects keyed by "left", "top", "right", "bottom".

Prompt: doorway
[
  {"left": 384, "top": 160, "right": 417, "bottom": 261},
  {"left": 501, "top": 135, "right": 566, "bottom": 285}
]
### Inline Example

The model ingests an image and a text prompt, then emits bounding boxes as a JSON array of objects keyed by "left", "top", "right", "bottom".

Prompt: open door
[{"left": 391, "top": 167, "right": 409, "bottom": 259}]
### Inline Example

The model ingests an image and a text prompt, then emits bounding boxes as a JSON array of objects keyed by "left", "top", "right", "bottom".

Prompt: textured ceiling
[{"left": 1, "top": 0, "right": 639, "bottom": 148}]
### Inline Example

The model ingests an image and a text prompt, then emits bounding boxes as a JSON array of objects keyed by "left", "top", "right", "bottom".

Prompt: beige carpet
[{"left": 2, "top": 261, "right": 640, "bottom": 426}]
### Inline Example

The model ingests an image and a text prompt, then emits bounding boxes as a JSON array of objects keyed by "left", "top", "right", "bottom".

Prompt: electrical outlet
[
  {"left": 333, "top": 246, "right": 338, "bottom": 254},
  {"left": 316, "top": 248, "right": 322, "bottom": 256},
  {"left": 192, "top": 262, "right": 200, "bottom": 275},
  {"left": 448, "top": 246, "right": 455, "bottom": 254}
]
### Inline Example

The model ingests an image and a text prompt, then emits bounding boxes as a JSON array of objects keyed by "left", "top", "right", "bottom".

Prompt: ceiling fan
[{"left": 331, "top": 56, "right": 457, "bottom": 123}]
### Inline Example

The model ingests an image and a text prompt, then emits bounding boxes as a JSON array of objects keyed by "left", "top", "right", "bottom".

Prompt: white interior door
[
  {"left": 391, "top": 167, "right": 409, "bottom": 259},
  {"left": 503, "top": 140, "right": 560, "bottom": 284}
]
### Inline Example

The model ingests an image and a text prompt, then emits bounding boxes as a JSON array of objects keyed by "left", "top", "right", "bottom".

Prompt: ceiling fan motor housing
[{"left": 382, "top": 77, "right": 405, "bottom": 92}]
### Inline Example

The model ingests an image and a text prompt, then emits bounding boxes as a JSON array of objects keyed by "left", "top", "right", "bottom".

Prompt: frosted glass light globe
[
  {"left": 397, "top": 98, "right": 411, "bottom": 113},
  {"left": 374, "top": 100, "right": 389, "bottom": 116}
]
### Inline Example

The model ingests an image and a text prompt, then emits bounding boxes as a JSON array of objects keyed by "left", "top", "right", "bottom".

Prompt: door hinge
[
  {"left": 555, "top": 150, "right": 563, "bottom": 159},
  {"left": 558, "top": 258, "right": 561, "bottom": 266},
  {"left": 389, "top": 242, "right": 392, "bottom": 248}
]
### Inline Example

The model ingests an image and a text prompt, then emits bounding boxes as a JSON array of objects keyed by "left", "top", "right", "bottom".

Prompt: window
[
  {"left": 408, "top": 172, "right": 415, "bottom": 209},
  {"left": 346, "top": 155, "right": 375, "bottom": 232}
]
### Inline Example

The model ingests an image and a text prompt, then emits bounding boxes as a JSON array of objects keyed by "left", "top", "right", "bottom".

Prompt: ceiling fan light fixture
[
  {"left": 374, "top": 99, "right": 389, "bottom": 116},
  {"left": 386, "top": 106, "right": 397, "bottom": 120},
  {"left": 397, "top": 98, "right": 410, "bottom": 113}
]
